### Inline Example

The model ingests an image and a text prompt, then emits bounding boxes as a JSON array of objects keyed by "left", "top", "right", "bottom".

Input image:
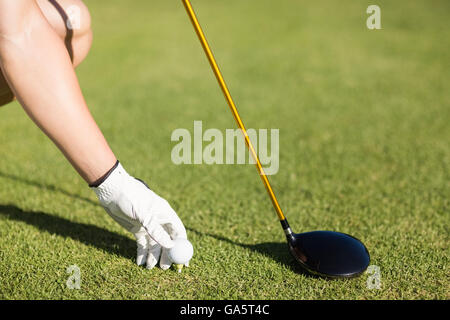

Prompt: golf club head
[{"left": 287, "top": 231, "right": 370, "bottom": 278}]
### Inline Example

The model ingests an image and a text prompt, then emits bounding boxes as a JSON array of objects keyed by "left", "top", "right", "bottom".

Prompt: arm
[
  {"left": 0, "top": 0, "right": 190, "bottom": 269},
  {"left": 0, "top": 0, "right": 115, "bottom": 183}
]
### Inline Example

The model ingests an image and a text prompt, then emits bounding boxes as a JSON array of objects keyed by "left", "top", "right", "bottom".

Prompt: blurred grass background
[{"left": 0, "top": 0, "right": 448, "bottom": 299}]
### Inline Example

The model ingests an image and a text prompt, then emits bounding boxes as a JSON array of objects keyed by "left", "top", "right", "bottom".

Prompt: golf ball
[{"left": 168, "top": 238, "right": 194, "bottom": 265}]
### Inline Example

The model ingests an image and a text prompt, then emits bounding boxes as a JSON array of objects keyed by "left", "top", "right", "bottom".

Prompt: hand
[{"left": 91, "top": 162, "right": 189, "bottom": 270}]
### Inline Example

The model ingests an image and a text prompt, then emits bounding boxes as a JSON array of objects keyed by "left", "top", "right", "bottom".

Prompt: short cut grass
[{"left": 0, "top": 0, "right": 448, "bottom": 299}]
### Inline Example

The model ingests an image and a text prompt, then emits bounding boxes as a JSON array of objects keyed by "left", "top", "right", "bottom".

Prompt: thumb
[{"left": 143, "top": 221, "right": 175, "bottom": 249}]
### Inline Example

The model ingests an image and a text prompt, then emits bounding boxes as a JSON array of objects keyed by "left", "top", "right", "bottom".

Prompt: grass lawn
[{"left": 0, "top": 0, "right": 448, "bottom": 299}]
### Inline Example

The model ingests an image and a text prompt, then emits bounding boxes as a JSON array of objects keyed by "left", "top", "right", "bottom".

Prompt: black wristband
[{"left": 89, "top": 160, "right": 120, "bottom": 188}]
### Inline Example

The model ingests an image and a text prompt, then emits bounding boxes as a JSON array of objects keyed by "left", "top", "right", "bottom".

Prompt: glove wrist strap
[{"left": 89, "top": 160, "right": 120, "bottom": 188}]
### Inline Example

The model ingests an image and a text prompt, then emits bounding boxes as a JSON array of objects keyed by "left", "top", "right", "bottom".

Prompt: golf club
[{"left": 182, "top": 0, "right": 370, "bottom": 278}]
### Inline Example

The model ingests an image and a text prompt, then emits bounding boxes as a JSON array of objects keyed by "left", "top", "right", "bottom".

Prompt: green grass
[{"left": 0, "top": 0, "right": 449, "bottom": 299}]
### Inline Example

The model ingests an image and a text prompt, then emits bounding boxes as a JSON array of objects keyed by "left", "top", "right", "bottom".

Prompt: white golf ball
[{"left": 168, "top": 238, "right": 194, "bottom": 264}]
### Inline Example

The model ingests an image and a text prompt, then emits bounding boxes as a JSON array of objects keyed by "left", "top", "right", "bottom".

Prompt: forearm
[{"left": 0, "top": 0, "right": 116, "bottom": 183}]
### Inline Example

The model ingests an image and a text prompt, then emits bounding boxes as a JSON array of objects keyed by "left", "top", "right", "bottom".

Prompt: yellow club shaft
[{"left": 182, "top": 0, "right": 286, "bottom": 222}]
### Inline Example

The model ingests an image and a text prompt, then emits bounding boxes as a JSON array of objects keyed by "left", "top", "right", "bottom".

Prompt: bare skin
[
  {"left": 0, "top": 0, "right": 92, "bottom": 106},
  {"left": 0, "top": 0, "right": 116, "bottom": 184}
]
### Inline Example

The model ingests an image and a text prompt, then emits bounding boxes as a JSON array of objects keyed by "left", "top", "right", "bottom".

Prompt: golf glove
[{"left": 90, "top": 161, "right": 189, "bottom": 270}]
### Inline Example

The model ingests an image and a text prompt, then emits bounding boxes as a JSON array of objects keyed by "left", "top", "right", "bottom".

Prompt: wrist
[
  {"left": 90, "top": 161, "right": 131, "bottom": 202},
  {"left": 88, "top": 160, "right": 120, "bottom": 187}
]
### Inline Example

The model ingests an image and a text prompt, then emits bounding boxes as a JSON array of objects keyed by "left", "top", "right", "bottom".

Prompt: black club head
[{"left": 287, "top": 231, "right": 370, "bottom": 278}]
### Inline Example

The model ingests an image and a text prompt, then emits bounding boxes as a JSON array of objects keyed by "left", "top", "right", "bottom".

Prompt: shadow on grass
[
  {"left": 0, "top": 202, "right": 313, "bottom": 277},
  {"left": 0, "top": 171, "right": 99, "bottom": 207},
  {"left": 186, "top": 228, "right": 315, "bottom": 278},
  {"left": 0, "top": 204, "right": 135, "bottom": 260}
]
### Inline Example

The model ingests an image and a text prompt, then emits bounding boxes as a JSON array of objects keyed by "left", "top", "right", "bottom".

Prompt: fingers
[
  {"left": 135, "top": 229, "right": 149, "bottom": 266},
  {"left": 158, "top": 203, "right": 192, "bottom": 269},
  {"left": 137, "top": 195, "right": 190, "bottom": 270},
  {"left": 137, "top": 226, "right": 192, "bottom": 271},
  {"left": 135, "top": 229, "right": 164, "bottom": 269},
  {"left": 146, "top": 241, "right": 162, "bottom": 269},
  {"left": 144, "top": 221, "right": 174, "bottom": 249},
  {"left": 143, "top": 199, "right": 186, "bottom": 248},
  {"left": 159, "top": 248, "right": 172, "bottom": 270},
  {"left": 160, "top": 201, "right": 188, "bottom": 240}
]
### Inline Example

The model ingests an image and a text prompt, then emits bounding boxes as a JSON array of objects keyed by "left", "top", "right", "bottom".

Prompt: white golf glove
[{"left": 90, "top": 161, "right": 189, "bottom": 270}]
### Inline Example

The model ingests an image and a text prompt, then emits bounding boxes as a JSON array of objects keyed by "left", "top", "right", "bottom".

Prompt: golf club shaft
[{"left": 182, "top": 0, "right": 289, "bottom": 225}]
